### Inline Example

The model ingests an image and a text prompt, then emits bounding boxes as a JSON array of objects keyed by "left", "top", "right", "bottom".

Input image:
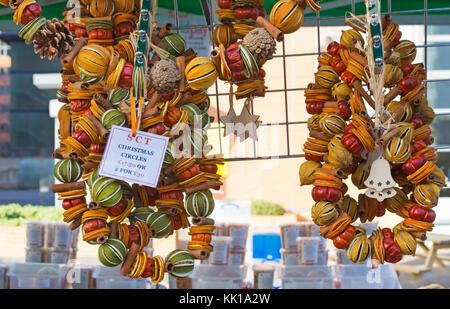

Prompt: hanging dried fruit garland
[
  {"left": 2, "top": 0, "right": 227, "bottom": 281},
  {"left": 299, "top": 0, "right": 445, "bottom": 265},
  {"left": 213, "top": 0, "right": 323, "bottom": 141}
]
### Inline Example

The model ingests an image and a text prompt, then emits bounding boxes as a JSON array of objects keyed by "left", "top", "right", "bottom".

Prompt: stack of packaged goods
[
  {"left": 25, "top": 221, "right": 46, "bottom": 263},
  {"left": 26, "top": 221, "right": 80, "bottom": 264},
  {"left": 0, "top": 264, "right": 8, "bottom": 289},
  {"left": 280, "top": 222, "right": 328, "bottom": 266},
  {"left": 202, "top": 223, "right": 249, "bottom": 266},
  {"left": 226, "top": 223, "right": 249, "bottom": 266}
]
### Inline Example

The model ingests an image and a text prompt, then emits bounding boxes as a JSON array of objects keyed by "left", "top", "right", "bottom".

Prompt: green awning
[{"left": 0, "top": 0, "right": 449, "bottom": 25}]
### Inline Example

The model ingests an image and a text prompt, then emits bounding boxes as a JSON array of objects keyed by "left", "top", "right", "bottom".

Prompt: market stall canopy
[{"left": 0, "top": 0, "right": 448, "bottom": 25}]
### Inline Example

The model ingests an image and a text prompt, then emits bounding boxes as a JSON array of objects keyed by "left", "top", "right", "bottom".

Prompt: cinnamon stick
[
  {"left": 411, "top": 231, "right": 427, "bottom": 241},
  {"left": 109, "top": 221, "right": 119, "bottom": 239},
  {"left": 158, "top": 23, "right": 172, "bottom": 39},
  {"left": 424, "top": 136, "right": 434, "bottom": 146},
  {"left": 158, "top": 176, "right": 178, "bottom": 187},
  {"left": 147, "top": 92, "right": 161, "bottom": 111},
  {"left": 82, "top": 161, "right": 99, "bottom": 173},
  {"left": 52, "top": 151, "right": 79, "bottom": 160},
  {"left": 52, "top": 182, "right": 85, "bottom": 193},
  {"left": 85, "top": 113, "right": 109, "bottom": 139},
  {"left": 384, "top": 86, "right": 402, "bottom": 104},
  {"left": 149, "top": 53, "right": 161, "bottom": 66},
  {"left": 382, "top": 106, "right": 403, "bottom": 125},
  {"left": 96, "top": 235, "right": 109, "bottom": 245},
  {"left": 182, "top": 48, "right": 196, "bottom": 61},
  {"left": 69, "top": 216, "right": 82, "bottom": 231},
  {"left": 192, "top": 217, "right": 215, "bottom": 226},
  {"left": 307, "top": 83, "right": 326, "bottom": 90},
  {"left": 63, "top": 37, "right": 87, "bottom": 65},
  {"left": 377, "top": 127, "right": 401, "bottom": 147},
  {"left": 350, "top": 51, "right": 368, "bottom": 67},
  {"left": 359, "top": 110, "right": 375, "bottom": 128},
  {"left": 353, "top": 80, "right": 376, "bottom": 109},
  {"left": 188, "top": 249, "right": 210, "bottom": 260},
  {"left": 94, "top": 93, "right": 114, "bottom": 110},
  {"left": 88, "top": 201, "right": 102, "bottom": 210},
  {"left": 118, "top": 102, "right": 132, "bottom": 124},
  {"left": 309, "top": 130, "right": 331, "bottom": 142},
  {"left": 120, "top": 242, "right": 140, "bottom": 276},
  {"left": 256, "top": 16, "right": 284, "bottom": 42},
  {"left": 176, "top": 56, "right": 186, "bottom": 92},
  {"left": 177, "top": 91, "right": 192, "bottom": 107},
  {"left": 210, "top": 49, "right": 222, "bottom": 79},
  {"left": 184, "top": 180, "right": 219, "bottom": 195}
]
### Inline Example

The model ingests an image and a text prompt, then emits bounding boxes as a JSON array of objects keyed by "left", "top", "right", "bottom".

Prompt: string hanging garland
[
  {"left": 300, "top": 0, "right": 445, "bottom": 265},
  {"left": 1, "top": 0, "right": 228, "bottom": 281},
  {"left": 212, "top": 0, "right": 323, "bottom": 141}
]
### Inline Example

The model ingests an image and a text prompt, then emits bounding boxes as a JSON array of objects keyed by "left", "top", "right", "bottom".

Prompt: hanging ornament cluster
[
  {"left": 214, "top": 0, "right": 322, "bottom": 141},
  {"left": 2, "top": 0, "right": 226, "bottom": 281},
  {"left": 299, "top": 0, "right": 445, "bottom": 265}
]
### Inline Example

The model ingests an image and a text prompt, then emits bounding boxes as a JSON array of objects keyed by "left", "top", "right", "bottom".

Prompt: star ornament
[
  {"left": 220, "top": 106, "right": 237, "bottom": 137},
  {"left": 232, "top": 103, "right": 261, "bottom": 142}
]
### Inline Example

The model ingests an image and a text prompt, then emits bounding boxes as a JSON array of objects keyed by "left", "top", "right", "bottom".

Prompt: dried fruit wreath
[
  {"left": 299, "top": 0, "right": 445, "bottom": 265},
  {"left": 3, "top": 0, "right": 324, "bottom": 280},
  {"left": 2, "top": 0, "right": 226, "bottom": 282}
]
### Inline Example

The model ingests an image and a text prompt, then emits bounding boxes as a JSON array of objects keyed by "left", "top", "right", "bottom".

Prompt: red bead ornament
[
  {"left": 329, "top": 54, "right": 346, "bottom": 75},
  {"left": 107, "top": 198, "right": 128, "bottom": 217},
  {"left": 118, "top": 62, "right": 133, "bottom": 89},
  {"left": 218, "top": 0, "right": 234, "bottom": 9},
  {"left": 382, "top": 228, "right": 403, "bottom": 263},
  {"left": 401, "top": 62, "right": 414, "bottom": 77},
  {"left": 306, "top": 102, "right": 324, "bottom": 115},
  {"left": 338, "top": 100, "right": 351, "bottom": 120},
  {"left": 163, "top": 107, "right": 182, "bottom": 127},
  {"left": 178, "top": 164, "right": 200, "bottom": 181},
  {"left": 149, "top": 123, "right": 166, "bottom": 135},
  {"left": 114, "top": 23, "right": 135, "bottom": 38},
  {"left": 340, "top": 70, "right": 359, "bottom": 88},
  {"left": 90, "top": 143, "right": 106, "bottom": 153},
  {"left": 200, "top": 164, "right": 218, "bottom": 174},
  {"left": 62, "top": 197, "right": 86, "bottom": 210},
  {"left": 72, "top": 130, "right": 92, "bottom": 148},
  {"left": 341, "top": 132, "right": 364, "bottom": 155},
  {"left": 83, "top": 219, "right": 107, "bottom": 234},
  {"left": 21, "top": 3, "right": 42, "bottom": 25},
  {"left": 74, "top": 26, "right": 88, "bottom": 38},
  {"left": 411, "top": 140, "right": 427, "bottom": 154},
  {"left": 327, "top": 41, "right": 342, "bottom": 55},
  {"left": 88, "top": 29, "right": 113, "bottom": 40},
  {"left": 409, "top": 205, "right": 436, "bottom": 223},
  {"left": 312, "top": 186, "right": 342, "bottom": 203},
  {"left": 333, "top": 225, "right": 356, "bottom": 249},
  {"left": 128, "top": 225, "right": 140, "bottom": 247},
  {"left": 401, "top": 154, "right": 426, "bottom": 175},
  {"left": 70, "top": 100, "right": 91, "bottom": 112},
  {"left": 160, "top": 191, "right": 184, "bottom": 201},
  {"left": 397, "top": 75, "right": 418, "bottom": 95}
]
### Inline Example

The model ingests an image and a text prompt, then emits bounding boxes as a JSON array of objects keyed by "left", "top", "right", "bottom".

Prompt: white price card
[{"left": 99, "top": 125, "right": 169, "bottom": 187}]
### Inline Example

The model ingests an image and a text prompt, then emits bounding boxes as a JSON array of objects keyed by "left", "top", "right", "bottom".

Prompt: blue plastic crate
[{"left": 252, "top": 233, "right": 282, "bottom": 260}]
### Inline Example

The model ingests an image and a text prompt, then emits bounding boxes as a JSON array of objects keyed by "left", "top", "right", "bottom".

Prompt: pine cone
[
  {"left": 32, "top": 18, "right": 74, "bottom": 61},
  {"left": 243, "top": 28, "right": 276, "bottom": 63},
  {"left": 150, "top": 60, "right": 181, "bottom": 94}
]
